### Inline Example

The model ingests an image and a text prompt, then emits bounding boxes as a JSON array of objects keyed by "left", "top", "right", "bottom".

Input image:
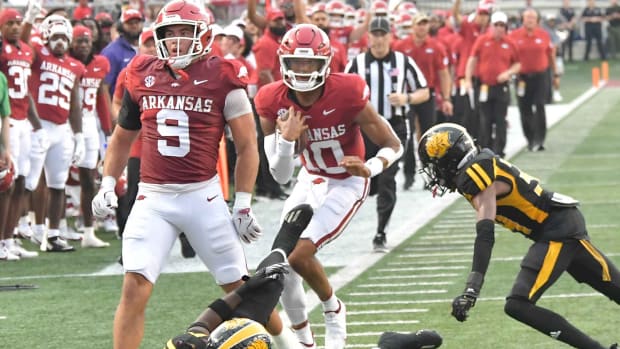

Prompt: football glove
[
  {"left": 24, "top": 0, "right": 43, "bottom": 24},
  {"left": 164, "top": 332, "right": 208, "bottom": 349},
  {"left": 451, "top": 288, "right": 478, "bottom": 322},
  {"left": 235, "top": 262, "right": 289, "bottom": 300},
  {"left": 232, "top": 207, "right": 262, "bottom": 244},
  {"left": 72, "top": 132, "right": 86, "bottom": 165},
  {"left": 92, "top": 176, "right": 118, "bottom": 218}
]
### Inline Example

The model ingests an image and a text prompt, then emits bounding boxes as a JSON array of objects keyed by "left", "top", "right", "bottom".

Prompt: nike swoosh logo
[
  {"left": 93, "top": 67, "right": 101, "bottom": 72},
  {"left": 323, "top": 108, "right": 336, "bottom": 116},
  {"left": 123, "top": 58, "right": 130, "bottom": 62},
  {"left": 194, "top": 79, "right": 208, "bottom": 85},
  {"left": 207, "top": 195, "right": 218, "bottom": 202}
]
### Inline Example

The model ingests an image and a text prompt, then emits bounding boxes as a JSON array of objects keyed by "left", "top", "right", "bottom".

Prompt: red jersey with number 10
[{"left": 254, "top": 73, "right": 369, "bottom": 179}]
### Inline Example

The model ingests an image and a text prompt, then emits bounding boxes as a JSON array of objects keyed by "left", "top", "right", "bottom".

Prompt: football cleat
[
  {"left": 60, "top": 225, "right": 83, "bottom": 241},
  {"left": 81, "top": 235, "right": 110, "bottom": 248},
  {"left": 324, "top": 299, "right": 347, "bottom": 349},
  {"left": 7, "top": 239, "right": 38, "bottom": 258},
  {"left": 377, "top": 329, "right": 443, "bottom": 349},
  {"left": 0, "top": 244, "right": 20, "bottom": 261},
  {"left": 372, "top": 232, "right": 389, "bottom": 253},
  {"left": 46, "top": 236, "right": 76, "bottom": 252}
]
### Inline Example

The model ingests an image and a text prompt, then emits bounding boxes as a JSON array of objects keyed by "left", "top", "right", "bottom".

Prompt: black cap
[{"left": 369, "top": 17, "right": 391, "bottom": 34}]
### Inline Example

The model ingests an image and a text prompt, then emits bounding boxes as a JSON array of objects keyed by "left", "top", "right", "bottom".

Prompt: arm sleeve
[
  {"left": 264, "top": 132, "right": 296, "bottom": 184},
  {"left": 117, "top": 90, "right": 142, "bottom": 130}
]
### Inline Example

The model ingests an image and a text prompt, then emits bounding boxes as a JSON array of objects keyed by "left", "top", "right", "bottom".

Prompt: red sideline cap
[
  {"left": 266, "top": 9, "right": 285, "bottom": 21},
  {"left": 0, "top": 8, "right": 23, "bottom": 26},
  {"left": 73, "top": 25, "right": 93, "bottom": 39},
  {"left": 139, "top": 28, "right": 154, "bottom": 46},
  {"left": 95, "top": 12, "right": 113, "bottom": 23},
  {"left": 122, "top": 9, "right": 144, "bottom": 23}
]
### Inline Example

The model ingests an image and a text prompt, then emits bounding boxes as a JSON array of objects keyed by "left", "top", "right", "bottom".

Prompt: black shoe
[
  {"left": 372, "top": 233, "right": 388, "bottom": 253},
  {"left": 403, "top": 176, "right": 415, "bottom": 191},
  {"left": 610, "top": 344, "right": 618, "bottom": 349},
  {"left": 179, "top": 233, "right": 196, "bottom": 258},
  {"left": 46, "top": 236, "right": 75, "bottom": 252}
]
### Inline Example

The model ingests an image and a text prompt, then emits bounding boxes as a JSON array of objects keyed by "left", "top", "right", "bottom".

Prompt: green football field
[{"left": 1, "top": 60, "right": 619, "bottom": 349}]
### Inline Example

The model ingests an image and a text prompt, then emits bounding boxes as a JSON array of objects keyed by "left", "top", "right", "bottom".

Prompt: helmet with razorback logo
[
  {"left": 154, "top": 0, "right": 213, "bottom": 70},
  {"left": 278, "top": 24, "right": 332, "bottom": 92}
]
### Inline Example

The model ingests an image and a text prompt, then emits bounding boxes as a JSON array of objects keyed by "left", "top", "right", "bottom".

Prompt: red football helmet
[
  {"left": 278, "top": 24, "right": 332, "bottom": 92},
  {"left": 344, "top": 5, "right": 356, "bottom": 27},
  {"left": 154, "top": 0, "right": 213, "bottom": 70},
  {"left": 325, "top": 0, "right": 346, "bottom": 28},
  {"left": 370, "top": 0, "right": 390, "bottom": 17},
  {"left": 396, "top": 12, "right": 413, "bottom": 39},
  {"left": 398, "top": 2, "right": 418, "bottom": 16},
  {"left": 0, "top": 162, "right": 15, "bottom": 193}
]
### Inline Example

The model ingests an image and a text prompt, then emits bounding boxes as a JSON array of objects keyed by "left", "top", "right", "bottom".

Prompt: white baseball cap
[{"left": 491, "top": 11, "right": 508, "bottom": 25}]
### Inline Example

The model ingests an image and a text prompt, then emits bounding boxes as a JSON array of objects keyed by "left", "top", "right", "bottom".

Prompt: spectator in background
[
  {"left": 559, "top": 0, "right": 577, "bottom": 62},
  {"left": 582, "top": 0, "right": 606, "bottom": 60},
  {"left": 79, "top": 17, "right": 105, "bottom": 54},
  {"left": 101, "top": 8, "right": 144, "bottom": 96},
  {"left": 542, "top": 14, "right": 565, "bottom": 103},
  {"left": 253, "top": 9, "right": 287, "bottom": 89},
  {"left": 607, "top": 0, "right": 620, "bottom": 59},
  {"left": 465, "top": 11, "right": 520, "bottom": 158},
  {"left": 95, "top": 12, "right": 114, "bottom": 48},
  {"left": 72, "top": 0, "right": 93, "bottom": 20},
  {"left": 510, "top": 8, "right": 556, "bottom": 152}
]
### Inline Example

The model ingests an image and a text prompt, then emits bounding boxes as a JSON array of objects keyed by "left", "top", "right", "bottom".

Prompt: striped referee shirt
[{"left": 345, "top": 50, "right": 427, "bottom": 121}]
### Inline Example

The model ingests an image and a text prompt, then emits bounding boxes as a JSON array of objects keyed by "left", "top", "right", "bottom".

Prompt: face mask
[
  {"left": 269, "top": 26, "right": 287, "bottom": 37},
  {"left": 49, "top": 38, "right": 68, "bottom": 52}
]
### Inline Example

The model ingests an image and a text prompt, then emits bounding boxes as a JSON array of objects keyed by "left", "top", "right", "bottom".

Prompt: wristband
[
  {"left": 364, "top": 157, "right": 384, "bottom": 178},
  {"left": 101, "top": 176, "right": 116, "bottom": 191},
  {"left": 234, "top": 192, "right": 252, "bottom": 208},
  {"left": 207, "top": 298, "right": 234, "bottom": 321}
]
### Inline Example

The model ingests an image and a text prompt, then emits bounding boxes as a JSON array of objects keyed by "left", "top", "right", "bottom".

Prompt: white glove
[
  {"left": 24, "top": 0, "right": 43, "bottom": 24},
  {"left": 92, "top": 176, "right": 118, "bottom": 218},
  {"left": 72, "top": 132, "right": 86, "bottom": 165},
  {"left": 232, "top": 192, "right": 262, "bottom": 244},
  {"left": 31, "top": 128, "right": 50, "bottom": 154}
]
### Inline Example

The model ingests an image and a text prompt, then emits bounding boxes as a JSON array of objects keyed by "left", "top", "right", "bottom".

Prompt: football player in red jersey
[
  {"left": 20, "top": 12, "right": 87, "bottom": 252},
  {"left": 0, "top": 7, "right": 44, "bottom": 259},
  {"left": 254, "top": 24, "right": 403, "bottom": 349},
  {"left": 69, "top": 25, "right": 112, "bottom": 248},
  {"left": 91, "top": 2, "right": 296, "bottom": 349}
]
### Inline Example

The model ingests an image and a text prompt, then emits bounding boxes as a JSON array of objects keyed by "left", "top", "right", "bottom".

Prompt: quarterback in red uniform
[
  {"left": 254, "top": 24, "right": 403, "bottom": 349},
  {"left": 91, "top": 2, "right": 296, "bottom": 349},
  {"left": 21, "top": 14, "right": 86, "bottom": 252}
]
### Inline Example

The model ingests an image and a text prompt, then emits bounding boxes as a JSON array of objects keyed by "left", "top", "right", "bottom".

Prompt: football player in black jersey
[
  {"left": 418, "top": 122, "right": 620, "bottom": 349},
  {"left": 164, "top": 204, "right": 442, "bottom": 349}
]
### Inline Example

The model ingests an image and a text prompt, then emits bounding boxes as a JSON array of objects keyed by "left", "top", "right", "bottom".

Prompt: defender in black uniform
[
  {"left": 418, "top": 123, "right": 620, "bottom": 349},
  {"left": 165, "top": 204, "right": 443, "bottom": 349}
]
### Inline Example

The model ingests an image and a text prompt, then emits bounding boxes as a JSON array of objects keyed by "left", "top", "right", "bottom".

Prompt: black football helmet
[
  {"left": 418, "top": 123, "right": 477, "bottom": 196},
  {"left": 206, "top": 318, "right": 272, "bottom": 349}
]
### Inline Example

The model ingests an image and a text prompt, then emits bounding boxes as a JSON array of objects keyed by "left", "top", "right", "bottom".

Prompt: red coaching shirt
[
  {"left": 455, "top": 17, "right": 488, "bottom": 78},
  {"left": 470, "top": 33, "right": 519, "bottom": 85},
  {"left": 509, "top": 27, "right": 552, "bottom": 74},
  {"left": 393, "top": 36, "right": 448, "bottom": 90}
]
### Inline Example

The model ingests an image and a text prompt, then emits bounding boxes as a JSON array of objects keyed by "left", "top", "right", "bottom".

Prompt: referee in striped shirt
[{"left": 345, "top": 16, "right": 429, "bottom": 252}]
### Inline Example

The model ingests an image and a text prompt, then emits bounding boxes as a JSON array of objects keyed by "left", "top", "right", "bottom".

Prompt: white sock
[
  {"left": 281, "top": 270, "right": 308, "bottom": 325},
  {"left": 293, "top": 323, "right": 314, "bottom": 345},
  {"left": 83, "top": 226, "right": 95, "bottom": 239},
  {"left": 321, "top": 293, "right": 339, "bottom": 312},
  {"left": 48, "top": 229, "right": 60, "bottom": 238},
  {"left": 33, "top": 224, "right": 45, "bottom": 234},
  {"left": 18, "top": 215, "right": 29, "bottom": 227},
  {"left": 59, "top": 218, "right": 68, "bottom": 230}
]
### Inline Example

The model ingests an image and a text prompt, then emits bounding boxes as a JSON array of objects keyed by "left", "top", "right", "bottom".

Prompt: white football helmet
[
  {"left": 40, "top": 14, "right": 73, "bottom": 43},
  {"left": 153, "top": 0, "right": 214, "bottom": 70}
]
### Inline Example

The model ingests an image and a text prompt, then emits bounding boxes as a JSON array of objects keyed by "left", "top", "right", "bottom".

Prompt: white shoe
[
  {"left": 15, "top": 224, "right": 34, "bottom": 240},
  {"left": 7, "top": 239, "right": 38, "bottom": 258},
  {"left": 60, "top": 225, "right": 83, "bottom": 241},
  {"left": 0, "top": 245, "right": 20, "bottom": 261},
  {"left": 324, "top": 299, "right": 347, "bottom": 349},
  {"left": 103, "top": 216, "right": 119, "bottom": 233},
  {"left": 30, "top": 228, "right": 44, "bottom": 245},
  {"left": 81, "top": 235, "right": 110, "bottom": 248},
  {"left": 553, "top": 90, "right": 563, "bottom": 102}
]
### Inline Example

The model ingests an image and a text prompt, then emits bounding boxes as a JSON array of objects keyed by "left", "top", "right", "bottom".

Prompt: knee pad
[{"left": 272, "top": 204, "right": 313, "bottom": 256}]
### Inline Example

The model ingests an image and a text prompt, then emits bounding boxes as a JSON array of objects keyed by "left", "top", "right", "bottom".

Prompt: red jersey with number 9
[
  {"left": 125, "top": 54, "right": 248, "bottom": 184},
  {"left": 0, "top": 40, "right": 34, "bottom": 120},
  {"left": 254, "top": 73, "right": 368, "bottom": 179},
  {"left": 31, "top": 44, "right": 86, "bottom": 124}
]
